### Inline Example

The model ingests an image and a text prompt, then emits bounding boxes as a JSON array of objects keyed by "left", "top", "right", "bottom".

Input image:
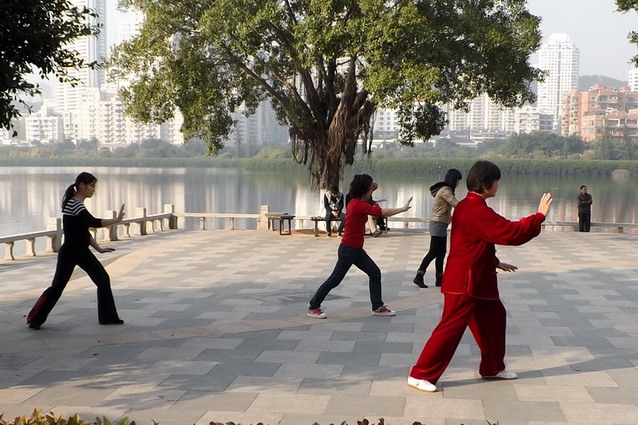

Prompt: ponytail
[{"left": 61, "top": 184, "right": 77, "bottom": 209}]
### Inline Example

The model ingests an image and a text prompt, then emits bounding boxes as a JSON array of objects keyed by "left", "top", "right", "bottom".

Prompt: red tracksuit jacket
[{"left": 442, "top": 192, "right": 546, "bottom": 300}]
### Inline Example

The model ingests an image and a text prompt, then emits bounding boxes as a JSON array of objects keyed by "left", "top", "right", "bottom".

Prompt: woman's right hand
[
  {"left": 537, "top": 193, "right": 553, "bottom": 216},
  {"left": 403, "top": 196, "right": 413, "bottom": 212},
  {"left": 117, "top": 204, "right": 126, "bottom": 222}
]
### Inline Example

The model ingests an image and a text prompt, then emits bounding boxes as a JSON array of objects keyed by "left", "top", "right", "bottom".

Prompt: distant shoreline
[{"left": 0, "top": 157, "right": 635, "bottom": 176}]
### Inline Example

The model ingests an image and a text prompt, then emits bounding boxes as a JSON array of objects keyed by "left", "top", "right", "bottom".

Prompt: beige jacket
[{"left": 430, "top": 186, "right": 459, "bottom": 224}]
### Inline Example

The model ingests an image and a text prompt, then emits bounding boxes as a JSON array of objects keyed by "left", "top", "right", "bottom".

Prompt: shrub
[{"left": 0, "top": 410, "right": 136, "bottom": 425}]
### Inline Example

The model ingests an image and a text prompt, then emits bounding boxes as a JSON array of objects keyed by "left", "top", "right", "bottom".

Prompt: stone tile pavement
[{"left": 1, "top": 228, "right": 638, "bottom": 425}]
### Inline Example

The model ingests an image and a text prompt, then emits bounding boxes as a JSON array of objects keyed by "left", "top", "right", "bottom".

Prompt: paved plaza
[{"left": 1, "top": 228, "right": 638, "bottom": 425}]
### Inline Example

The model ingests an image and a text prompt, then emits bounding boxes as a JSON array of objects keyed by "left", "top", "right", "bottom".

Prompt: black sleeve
[{"left": 79, "top": 209, "right": 103, "bottom": 228}]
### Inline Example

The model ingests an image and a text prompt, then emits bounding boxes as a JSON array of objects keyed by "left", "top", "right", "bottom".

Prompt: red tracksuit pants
[{"left": 410, "top": 293, "right": 506, "bottom": 384}]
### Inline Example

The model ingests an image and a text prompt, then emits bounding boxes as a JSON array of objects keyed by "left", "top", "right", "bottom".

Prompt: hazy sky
[
  {"left": 106, "top": 1, "right": 638, "bottom": 80},
  {"left": 527, "top": 0, "right": 637, "bottom": 80}
]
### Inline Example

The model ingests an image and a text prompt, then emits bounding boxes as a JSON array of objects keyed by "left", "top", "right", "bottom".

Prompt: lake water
[{"left": 1, "top": 165, "right": 636, "bottom": 240}]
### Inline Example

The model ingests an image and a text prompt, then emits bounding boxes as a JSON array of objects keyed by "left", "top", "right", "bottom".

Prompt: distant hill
[{"left": 578, "top": 75, "right": 628, "bottom": 90}]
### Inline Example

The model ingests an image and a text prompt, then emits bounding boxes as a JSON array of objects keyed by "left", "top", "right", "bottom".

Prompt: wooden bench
[
  {"left": 310, "top": 216, "right": 345, "bottom": 237},
  {"left": 266, "top": 213, "right": 295, "bottom": 235}
]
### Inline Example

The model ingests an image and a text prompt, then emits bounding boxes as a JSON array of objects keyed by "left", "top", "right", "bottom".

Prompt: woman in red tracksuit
[{"left": 408, "top": 161, "right": 553, "bottom": 392}]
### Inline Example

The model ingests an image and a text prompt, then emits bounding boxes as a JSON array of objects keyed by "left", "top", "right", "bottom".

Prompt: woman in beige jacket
[{"left": 413, "top": 169, "right": 462, "bottom": 288}]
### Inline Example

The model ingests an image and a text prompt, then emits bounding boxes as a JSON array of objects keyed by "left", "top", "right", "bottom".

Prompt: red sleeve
[
  {"left": 360, "top": 202, "right": 382, "bottom": 217},
  {"left": 471, "top": 206, "right": 545, "bottom": 246}
]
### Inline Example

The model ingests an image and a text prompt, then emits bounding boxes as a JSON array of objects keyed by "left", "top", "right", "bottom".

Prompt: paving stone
[
  {"left": 171, "top": 391, "right": 257, "bottom": 411},
  {"left": 2, "top": 230, "right": 638, "bottom": 424},
  {"left": 247, "top": 393, "right": 330, "bottom": 414},
  {"left": 323, "top": 395, "right": 405, "bottom": 416}
]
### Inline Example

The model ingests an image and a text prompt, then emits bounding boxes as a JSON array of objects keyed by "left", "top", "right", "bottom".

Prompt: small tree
[
  {"left": 110, "top": 0, "right": 542, "bottom": 188},
  {"left": 0, "top": 1, "right": 100, "bottom": 134}
]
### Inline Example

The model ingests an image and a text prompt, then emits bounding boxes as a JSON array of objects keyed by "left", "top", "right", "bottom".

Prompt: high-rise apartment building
[
  {"left": 561, "top": 84, "right": 638, "bottom": 142},
  {"left": 628, "top": 68, "right": 638, "bottom": 91},
  {"left": 117, "top": 9, "right": 144, "bottom": 45},
  {"left": 54, "top": 0, "right": 107, "bottom": 116},
  {"left": 536, "top": 33, "right": 580, "bottom": 132},
  {"left": 227, "top": 102, "right": 288, "bottom": 151}
]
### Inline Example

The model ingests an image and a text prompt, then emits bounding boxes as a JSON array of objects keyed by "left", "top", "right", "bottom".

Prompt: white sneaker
[
  {"left": 407, "top": 376, "right": 438, "bottom": 392},
  {"left": 482, "top": 370, "right": 517, "bottom": 380}
]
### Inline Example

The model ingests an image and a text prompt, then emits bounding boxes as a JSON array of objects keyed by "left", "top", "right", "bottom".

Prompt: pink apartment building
[{"left": 561, "top": 84, "right": 638, "bottom": 142}]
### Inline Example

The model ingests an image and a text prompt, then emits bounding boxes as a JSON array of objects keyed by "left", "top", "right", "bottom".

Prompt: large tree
[
  {"left": 110, "top": 0, "right": 542, "bottom": 188},
  {"left": 617, "top": 0, "right": 638, "bottom": 65},
  {"left": 0, "top": 1, "right": 99, "bottom": 135}
]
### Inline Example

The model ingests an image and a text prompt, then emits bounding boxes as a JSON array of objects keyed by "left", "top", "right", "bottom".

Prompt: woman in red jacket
[
  {"left": 307, "top": 174, "right": 413, "bottom": 319},
  {"left": 408, "top": 161, "right": 552, "bottom": 392}
]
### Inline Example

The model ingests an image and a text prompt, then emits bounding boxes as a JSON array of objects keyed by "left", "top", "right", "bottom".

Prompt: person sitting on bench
[{"left": 324, "top": 186, "right": 345, "bottom": 237}]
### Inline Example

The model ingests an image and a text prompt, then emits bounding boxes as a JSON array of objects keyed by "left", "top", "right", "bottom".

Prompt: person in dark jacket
[
  {"left": 577, "top": 185, "right": 592, "bottom": 232},
  {"left": 27, "top": 172, "right": 126, "bottom": 329},
  {"left": 324, "top": 186, "right": 345, "bottom": 237}
]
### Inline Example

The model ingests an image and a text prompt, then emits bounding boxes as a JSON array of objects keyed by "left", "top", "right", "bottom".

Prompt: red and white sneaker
[
  {"left": 307, "top": 307, "right": 327, "bottom": 319},
  {"left": 372, "top": 305, "right": 396, "bottom": 316}
]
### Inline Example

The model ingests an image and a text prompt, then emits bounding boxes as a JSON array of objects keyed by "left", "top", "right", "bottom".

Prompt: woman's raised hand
[
  {"left": 537, "top": 193, "right": 553, "bottom": 216},
  {"left": 117, "top": 204, "right": 126, "bottom": 222},
  {"left": 404, "top": 196, "right": 413, "bottom": 212}
]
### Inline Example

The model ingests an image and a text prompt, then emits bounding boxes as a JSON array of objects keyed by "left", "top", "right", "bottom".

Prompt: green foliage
[
  {"left": 616, "top": 1, "right": 638, "bottom": 66},
  {"left": 109, "top": 0, "right": 542, "bottom": 188},
  {"left": 2, "top": 153, "right": 638, "bottom": 178},
  {"left": 0, "top": 1, "right": 99, "bottom": 133},
  {"left": 591, "top": 129, "right": 637, "bottom": 160},
  {"left": 498, "top": 132, "right": 586, "bottom": 158}
]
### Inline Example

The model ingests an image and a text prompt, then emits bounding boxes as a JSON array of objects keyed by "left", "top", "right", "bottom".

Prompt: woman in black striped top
[{"left": 27, "top": 172, "right": 126, "bottom": 329}]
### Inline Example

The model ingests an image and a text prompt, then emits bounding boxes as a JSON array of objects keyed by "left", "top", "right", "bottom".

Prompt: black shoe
[
  {"left": 435, "top": 274, "right": 443, "bottom": 287},
  {"left": 372, "top": 229, "right": 383, "bottom": 237},
  {"left": 27, "top": 322, "right": 41, "bottom": 330},
  {"left": 99, "top": 319, "right": 124, "bottom": 325},
  {"left": 413, "top": 273, "right": 428, "bottom": 288}
]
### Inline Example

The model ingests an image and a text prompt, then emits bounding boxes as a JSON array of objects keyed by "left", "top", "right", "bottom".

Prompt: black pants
[
  {"left": 578, "top": 211, "right": 591, "bottom": 232},
  {"left": 309, "top": 243, "right": 384, "bottom": 310},
  {"left": 28, "top": 245, "right": 120, "bottom": 326},
  {"left": 417, "top": 235, "right": 447, "bottom": 277},
  {"left": 325, "top": 211, "right": 345, "bottom": 234}
]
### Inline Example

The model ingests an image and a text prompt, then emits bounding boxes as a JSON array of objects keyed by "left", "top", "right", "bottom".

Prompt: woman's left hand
[
  {"left": 98, "top": 247, "right": 116, "bottom": 253},
  {"left": 497, "top": 262, "right": 518, "bottom": 272}
]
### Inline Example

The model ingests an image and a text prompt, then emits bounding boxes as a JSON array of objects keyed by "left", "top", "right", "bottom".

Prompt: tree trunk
[{"left": 310, "top": 129, "right": 342, "bottom": 190}]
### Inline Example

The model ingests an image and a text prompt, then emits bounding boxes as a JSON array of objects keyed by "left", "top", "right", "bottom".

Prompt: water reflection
[{"left": 1, "top": 166, "right": 637, "bottom": 239}]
